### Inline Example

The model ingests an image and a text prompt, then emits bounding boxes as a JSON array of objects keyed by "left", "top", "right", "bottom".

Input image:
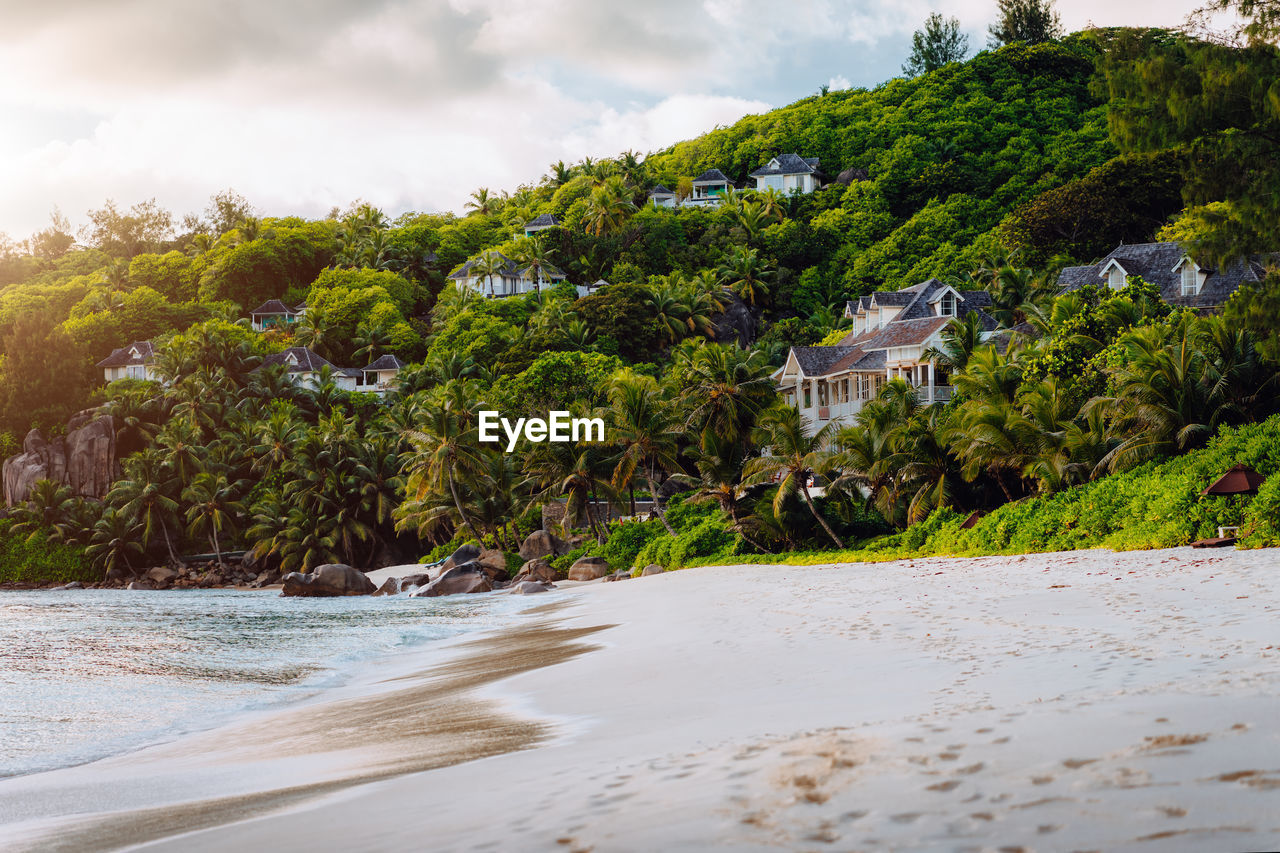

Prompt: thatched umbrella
[{"left": 1201, "top": 464, "right": 1266, "bottom": 497}]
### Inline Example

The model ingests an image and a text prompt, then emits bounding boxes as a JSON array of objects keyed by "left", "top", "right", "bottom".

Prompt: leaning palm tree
[
  {"left": 182, "top": 470, "right": 246, "bottom": 569},
  {"left": 109, "top": 449, "right": 182, "bottom": 565},
  {"left": 742, "top": 405, "right": 844, "bottom": 548},
  {"left": 400, "top": 383, "right": 490, "bottom": 542},
  {"left": 608, "top": 374, "right": 683, "bottom": 535}
]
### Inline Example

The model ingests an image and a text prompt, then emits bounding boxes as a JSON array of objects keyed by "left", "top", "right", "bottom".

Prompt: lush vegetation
[{"left": 1, "top": 3, "right": 1279, "bottom": 581}]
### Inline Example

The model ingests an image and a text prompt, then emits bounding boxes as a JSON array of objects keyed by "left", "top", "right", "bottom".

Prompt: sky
[{"left": 0, "top": 0, "right": 1212, "bottom": 240}]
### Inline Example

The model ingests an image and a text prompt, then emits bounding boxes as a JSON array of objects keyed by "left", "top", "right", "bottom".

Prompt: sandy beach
[{"left": 2, "top": 545, "right": 1279, "bottom": 851}]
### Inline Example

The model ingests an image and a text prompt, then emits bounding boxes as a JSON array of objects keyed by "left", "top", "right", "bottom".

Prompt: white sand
[{"left": 3, "top": 546, "right": 1280, "bottom": 851}]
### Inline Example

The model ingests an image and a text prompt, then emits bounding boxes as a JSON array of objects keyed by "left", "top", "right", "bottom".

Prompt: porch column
[{"left": 927, "top": 361, "right": 935, "bottom": 403}]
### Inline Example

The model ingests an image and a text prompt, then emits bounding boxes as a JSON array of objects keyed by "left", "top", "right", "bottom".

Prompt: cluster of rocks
[
  {"left": 2, "top": 411, "right": 118, "bottom": 505},
  {"left": 122, "top": 562, "right": 283, "bottom": 590},
  {"left": 276, "top": 530, "right": 670, "bottom": 600}
]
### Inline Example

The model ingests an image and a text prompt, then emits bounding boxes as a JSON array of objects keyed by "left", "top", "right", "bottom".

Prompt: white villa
[
  {"left": 448, "top": 252, "right": 567, "bottom": 297},
  {"left": 1057, "top": 241, "right": 1274, "bottom": 311},
  {"left": 647, "top": 184, "right": 677, "bottom": 208},
  {"left": 749, "top": 153, "right": 823, "bottom": 195},
  {"left": 362, "top": 354, "right": 405, "bottom": 394},
  {"left": 775, "top": 279, "right": 998, "bottom": 435},
  {"left": 97, "top": 340, "right": 159, "bottom": 383},
  {"left": 256, "top": 346, "right": 361, "bottom": 391},
  {"left": 249, "top": 299, "right": 307, "bottom": 332}
]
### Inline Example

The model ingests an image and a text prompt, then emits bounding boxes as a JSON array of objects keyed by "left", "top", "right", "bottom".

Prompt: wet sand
[{"left": 3, "top": 546, "right": 1280, "bottom": 850}]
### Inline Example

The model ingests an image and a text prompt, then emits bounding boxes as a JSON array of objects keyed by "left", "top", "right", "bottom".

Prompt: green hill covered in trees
[{"left": 0, "top": 13, "right": 1277, "bottom": 582}]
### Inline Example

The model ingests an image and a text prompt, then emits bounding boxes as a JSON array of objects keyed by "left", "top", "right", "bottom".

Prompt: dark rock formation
[
  {"left": 519, "top": 529, "right": 570, "bottom": 561},
  {"left": 3, "top": 411, "right": 117, "bottom": 505},
  {"left": 604, "top": 569, "right": 632, "bottom": 582},
  {"left": 476, "top": 548, "right": 511, "bottom": 582},
  {"left": 372, "top": 577, "right": 401, "bottom": 596},
  {"left": 641, "top": 564, "right": 665, "bottom": 576},
  {"left": 836, "top": 167, "right": 869, "bottom": 185},
  {"left": 567, "top": 556, "right": 610, "bottom": 581},
  {"left": 281, "top": 564, "right": 376, "bottom": 597},
  {"left": 409, "top": 562, "right": 493, "bottom": 597},
  {"left": 713, "top": 293, "right": 757, "bottom": 347}
]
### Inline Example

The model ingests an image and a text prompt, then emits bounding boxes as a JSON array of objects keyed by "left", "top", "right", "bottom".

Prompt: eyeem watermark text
[{"left": 478, "top": 410, "right": 605, "bottom": 452}]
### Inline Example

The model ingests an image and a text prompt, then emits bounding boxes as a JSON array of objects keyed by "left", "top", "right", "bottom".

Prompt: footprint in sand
[
  {"left": 890, "top": 812, "right": 923, "bottom": 824},
  {"left": 927, "top": 780, "right": 962, "bottom": 792}
]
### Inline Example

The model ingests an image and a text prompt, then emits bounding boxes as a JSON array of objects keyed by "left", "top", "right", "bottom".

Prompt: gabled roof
[
  {"left": 96, "top": 340, "right": 156, "bottom": 369},
  {"left": 1056, "top": 241, "right": 1277, "bottom": 308},
  {"left": 524, "top": 213, "right": 560, "bottom": 229},
  {"left": 749, "top": 153, "right": 821, "bottom": 178},
  {"left": 258, "top": 347, "right": 342, "bottom": 374},
  {"left": 789, "top": 346, "right": 860, "bottom": 376},
  {"left": 249, "top": 299, "right": 299, "bottom": 316},
  {"left": 691, "top": 168, "right": 731, "bottom": 185},
  {"left": 364, "top": 354, "right": 405, "bottom": 372}
]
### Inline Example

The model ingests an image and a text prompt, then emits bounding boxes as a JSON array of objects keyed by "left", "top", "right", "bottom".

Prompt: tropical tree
[
  {"left": 182, "top": 470, "right": 246, "bottom": 568},
  {"left": 904, "top": 12, "right": 969, "bottom": 76},
  {"left": 717, "top": 246, "right": 774, "bottom": 307},
  {"left": 608, "top": 373, "right": 683, "bottom": 534},
  {"left": 109, "top": 449, "right": 182, "bottom": 565},
  {"left": 743, "top": 405, "right": 844, "bottom": 547},
  {"left": 86, "top": 508, "right": 145, "bottom": 577}
]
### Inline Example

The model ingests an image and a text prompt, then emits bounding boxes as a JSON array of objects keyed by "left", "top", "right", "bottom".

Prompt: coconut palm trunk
[
  {"left": 448, "top": 472, "right": 486, "bottom": 543},
  {"left": 799, "top": 478, "right": 844, "bottom": 549},
  {"left": 648, "top": 462, "right": 676, "bottom": 535}
]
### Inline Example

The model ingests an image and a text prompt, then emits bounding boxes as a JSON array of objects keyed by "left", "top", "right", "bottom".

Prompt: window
[
  {"left": 1181, "top": 263, "right": 1198, "bottom": 296},
  {"left": 939, "top": 292, "right": 957, "bottom": 316},
  {"left": 1107, "top": 266, "right": 1125, "bottom": 289}
]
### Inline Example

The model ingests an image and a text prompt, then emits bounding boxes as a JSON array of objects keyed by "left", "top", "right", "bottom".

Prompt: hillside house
[
  {"left": 777, "top": 279, "right": 998, "bottom": 435},
  {"left": 448, "top": 252, "right": 567, "bottom": 297},
  {"left": 749, "top": 153, "right": 823, "bottom": 195},
  {"left": 362, "top": 354, "right": 405, "bottom": 394},
  {"left": 687, "top": 168, "right": 733, "bottom": 205},
  {"left": 97, "top": 341, "right": 158, "bottom": 383},
  {"left": 249, "top": 299, "right": 306, "bottom": 331},
  {"left": 520, "top": 214, "right": 560, "bottom": 238},
  {"left": 577, "top": 278, "right": 611, "bottom": 298},
  {"left": 257, "top": 347, "right": 361, "bottom": 391},
  {"left": 647, "top": 184, "right": 677, "bottom": 209},
  {"left": 1057, "top": 241, "right": 1276, "bottom": 311}
]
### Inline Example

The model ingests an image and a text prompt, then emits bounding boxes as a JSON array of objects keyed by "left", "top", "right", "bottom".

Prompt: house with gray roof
[
  {"left": 749, "top": 153, "right": 824, "bottom": 195},
  {"left": 777, "top": 279, "right": 998, "bottom": 435},
  {"left": 362, "top": 354, "right": 405, "bottom": 394},
  {"left": 1056, "top": 241, "right": 1275, "bottom": 311},
  {"left": 97, "top": 340, "right": 158, "bottom": 383},
  {"left": 647, "top": 184, "right": 677, "bottom": 209},
  {"left": 688, "top": 168, "right": 733, "bottom": 205},
  {"left": 257, "top": 346, "right": 362, "bottom": 392},
  {"left": 447, "top": 251, "right": 567, "bottom": 298},
  {"left": 520, "top": 213, "right": 560, "bottom": 238},
  {"left": 249, "top": 299, "right": 307, "bottom": 332}
]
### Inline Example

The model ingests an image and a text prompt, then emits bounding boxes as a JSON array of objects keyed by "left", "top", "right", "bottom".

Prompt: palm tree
[
  {"left": 608, "top": 374, "right": 683, "bottom": 535},
  {"left": 511, "top": 237, "right": 557, "bottom": 292},
  {"left": 679, "top": 343, "right": 776, "bottom": 447},
  {"left": 583, "top": 176, "right": 637, "bottom": 236},
  {"left": 401, "top": 383, "right": 489, "bottom": 542},
  {"left": 182, "top": 471, "right": 246, "bottom": 569},
  {"left": 688, "top": 430, "right": 766, "bottom": 553},
  {"left": 743, "top": 405, "right": 844, "bottom": 548},
  {"left": 547, "top": 160, "right": 573, "bottom": 187},
  {"left": 86, "top": 508, "right": 145, "bottom": 578},
  {"left": 352, "top": 321, "right": 391, "bottom": 365},
  {"left": 10, "top": 479, "right": 80, "bottom": 545},
  {"left": 467, "top": 251, "right": 508, "bottom": 298},
  {"left": 464, "top": 188, "right": 501, "bottom": 217},
  {"left": 717, "top": 246, "right": 774, "bottom": 307},
  {"left": 110, "top": 449, "right": 182, "bottom": 565},
  {"left": 922, "top": 311, "right": 987, "bottom": 374}
]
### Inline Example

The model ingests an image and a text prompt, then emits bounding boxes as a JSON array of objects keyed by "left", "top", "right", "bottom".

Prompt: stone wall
[{"left": 3, "top": 411, "right": 118, "bottom": 505}]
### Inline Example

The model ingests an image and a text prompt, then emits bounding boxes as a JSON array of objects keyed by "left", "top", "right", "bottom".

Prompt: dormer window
[
  {"left": 939, "top": 292, "right": 957, "bottom": 317},
  {"left": 1180, "top": 261, "right": 1199, "bottom": 296},
  {"left": 1107, "top": 266, "right": 1126, "bottom": 290}
]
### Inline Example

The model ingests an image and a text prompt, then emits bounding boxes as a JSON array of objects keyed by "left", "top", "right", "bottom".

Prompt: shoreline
[{"left": 2, "top": 545, "right": 1280, "bottom": 850}]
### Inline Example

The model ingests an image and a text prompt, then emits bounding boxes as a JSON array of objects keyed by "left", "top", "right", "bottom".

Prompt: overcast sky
[{"left": 0, "top": 0, "right": 1210, "bottom": 239}]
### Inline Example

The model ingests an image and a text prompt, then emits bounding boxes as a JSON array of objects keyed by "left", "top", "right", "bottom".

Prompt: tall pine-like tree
[
  {"left": 988, "top": 0, "right": 1063, "bottom": 47},
  {"left": 903, "top": 13, "right": 970, "bottom": 77}
]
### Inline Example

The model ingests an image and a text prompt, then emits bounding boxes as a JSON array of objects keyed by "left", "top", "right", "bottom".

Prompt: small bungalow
[
  {"left": 521, "top": 214, "right": 560, "bottom": 238},
  {"left": 647, "top": 185, "right": 677, "bottom": 209},
  {"left": 577, "top": 278, "right": 611, "bottom": 298},
  {"left": 97, "top": 340, "right": 158, "bottom": 383},
  {"left": 448, "top": 252, "right": 567, "bottom": 298},
  {"left": 249, "top": 299, "right": 306, "bottom": 332},
  {"left": 362, "top": 354, "right": 405, "bottom": 394},
  {"left": 688, "top": 168, "right": 733, "bottom": 205},
  {"left": 749, "top": 153, "right": 823, "bottom": 195},
  {"left": 1057, "top": 241, "right": 1277, "bottom": 311},
  {"left": 257, "top": 346, "right": 361, "bottom": 391}
]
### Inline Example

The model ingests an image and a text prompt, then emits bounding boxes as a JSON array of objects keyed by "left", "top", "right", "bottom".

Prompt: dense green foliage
[{"left": 2, "top": 14, "right": 1279, "bottom": 580}]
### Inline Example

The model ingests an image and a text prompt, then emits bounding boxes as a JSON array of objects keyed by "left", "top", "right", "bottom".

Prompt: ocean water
[{"left": 0, "top": 588, "right": 526, "bottom": 779}]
